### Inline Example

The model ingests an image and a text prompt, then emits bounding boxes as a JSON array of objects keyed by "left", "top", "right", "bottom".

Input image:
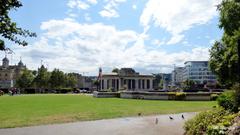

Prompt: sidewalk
[{"left": 0, "top": 112, "right": 196, "bottom": 135}]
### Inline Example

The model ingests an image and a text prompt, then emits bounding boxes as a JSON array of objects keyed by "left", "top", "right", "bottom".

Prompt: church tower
[{"left": 2, "top": 55, "right": 9, "bottom": 68}]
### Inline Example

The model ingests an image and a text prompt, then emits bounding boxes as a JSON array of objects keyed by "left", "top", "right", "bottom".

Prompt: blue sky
[{"left": 1, "top": 0, "right": 223, "bottom": 75}]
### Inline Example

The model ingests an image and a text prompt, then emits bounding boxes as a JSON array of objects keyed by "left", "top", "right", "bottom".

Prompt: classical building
[
  {"left": 182, "top": 61, "right": 216, "bottom": 84},
  {"left": 0, "top": 56, "right": 26, "bottom": 88},
  {"left": 100, "top": 68, "right": 154, "bottom": 91}
]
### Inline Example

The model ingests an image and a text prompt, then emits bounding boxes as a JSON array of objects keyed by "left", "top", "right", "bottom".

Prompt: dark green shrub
[
  {"left": 210, "top": 94, "right": 219, "bottom": 101},
  {"left": 217, "top": 91, "right": 238, "bottom": 112}
]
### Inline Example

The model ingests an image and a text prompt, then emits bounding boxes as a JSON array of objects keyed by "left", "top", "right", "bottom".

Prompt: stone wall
[
  {"left": 120, "top": 91, "right": 211, "bottom": 101},
  {"left": 93, "top": 91, "right": 120, "bottom": 98}
]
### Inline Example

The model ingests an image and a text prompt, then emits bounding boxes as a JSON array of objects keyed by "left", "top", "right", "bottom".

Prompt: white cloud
[
  {"left": 67, "top": 0, "right": 97, "bottom": 10},
  {"left": 87, "top": 0, "right": 97, "bottom": 4},
  {"left": 140, "top": 0, "right": 221, "bottom": 44},
  {"left": 99, "top": 0, "right": 127, "bottom": 18},
  {"left": 10, "top": 18, "right": 211, "bottom": 74},
  {"left": 151, "top": 39, "right": 165, "bottom": 46},
  {"left": 132, "top": 4, "right": 137, "bottom": 10},
  {"left": 67, "top": 0, "right": 90, "bottom": 10}
]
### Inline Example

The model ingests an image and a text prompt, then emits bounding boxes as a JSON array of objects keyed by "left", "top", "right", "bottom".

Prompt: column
[
  {"left": 104, "top": 79, "right": 107, "bottom": 90},
  {"left": 135, "top": 79, "right": 138, "bottom": 91},
  {"left": 118, "top": 79, "right": 121, "bottom": 90},
  {"left": 149, "top": 79, "right": 153, "bottom": 90}
]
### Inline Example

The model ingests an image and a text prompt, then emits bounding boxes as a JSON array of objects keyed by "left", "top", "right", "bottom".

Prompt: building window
[{"left": 5, "top": 73, "right": 7, "bottom": 77}]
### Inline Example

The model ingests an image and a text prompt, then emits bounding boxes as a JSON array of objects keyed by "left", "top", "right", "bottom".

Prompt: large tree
[
  {"left": 34, "top": 65, "right": 51, "bottom": 89},
  {"left": 49, "top": 69, "right": 65, "bottom": 89},
  {"left": 16, "top": 69, "right": 34, "bottom": 89},
  {"left": 209, "top": 0, "right": 240, "bottom": 86},
  {"left": 0, "top": 0, "right": 36, "bottom": 50},
  {"left": 65, "top": 73, "right": 77, "bottom": 88}
]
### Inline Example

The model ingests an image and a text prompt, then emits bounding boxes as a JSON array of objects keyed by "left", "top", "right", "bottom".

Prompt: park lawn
[{"left": 0, "top": 94, "right": 216, "bottom": 128}]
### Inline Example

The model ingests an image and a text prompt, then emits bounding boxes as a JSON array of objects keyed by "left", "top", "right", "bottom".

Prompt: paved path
[{"left": 0, "top": 112, "right": 196, "bottom": 135}]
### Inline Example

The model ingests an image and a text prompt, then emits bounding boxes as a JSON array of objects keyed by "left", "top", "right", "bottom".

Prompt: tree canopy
[
  {"left": 209, "top": 0, "right": 240, "bottom": 86},
  {"left": 16, "top": 69, "right": 34, "bottom": 89},
  {"left": 0, "top": 0, "right": 36, "bottom": 50}
]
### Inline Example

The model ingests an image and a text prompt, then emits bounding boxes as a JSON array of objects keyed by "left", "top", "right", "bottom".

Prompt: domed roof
[
  {"left": 18, "top": 60, "right": 24, "bottom": 66},
  {"left": 2, "top": 56, "right": 9, "bottom": 62}
]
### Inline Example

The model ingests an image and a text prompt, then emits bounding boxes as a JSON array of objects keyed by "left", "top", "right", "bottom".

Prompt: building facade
[
  {"left": 162, "top": 73, "right": 172, "bottom": 90},
  {"left": 171, "top": 67, "right": 184, "bottom": 87},
  {"left": 0, "top": 56, "right": 26, "bottom": 88},
  {"left": 182, "top": 61, "right": 216, "bottom": 84},
  {"left": 100, "top": 68, "right": 154, "bottom": 91}
]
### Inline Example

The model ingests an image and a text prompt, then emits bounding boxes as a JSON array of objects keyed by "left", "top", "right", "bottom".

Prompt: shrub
[
  {"left": 217, "top": 91, "right": 238, "bottom": 112},
  {"left": 211, "top": 94, "right": 219, "bottom": 101},
  {"left": 175, "top": 92, "right": 186, "bottom": 100},
  {"left": 184, "top": 108, "right": 231, "bottom": 135}
]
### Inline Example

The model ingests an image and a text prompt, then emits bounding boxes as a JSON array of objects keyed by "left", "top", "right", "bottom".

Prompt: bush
[
  {"left": 211, "top": 94, "right": 219, "bottom": 101},
  {"left": 175, "top": 92, "right": 186, "bottom": 100},
  {"left": 184, "top": 108, "right": 234, "bottom": 135},
  {"left": 217, "top": 91, "right": 238, "bottom": 112}
]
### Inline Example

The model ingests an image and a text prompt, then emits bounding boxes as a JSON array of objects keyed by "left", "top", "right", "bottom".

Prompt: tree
[
  {"left": 209, "top": 0, "right": 240, "bottom": 86},
  {"left": 34, "top": 65, "right": 50, "bottom": 89},
  {"left": 152, "top": 73, "right": 162, "bottom": 89},
  {"left": 49, "top": 69, "right": 65, "bottom": 89},
  {"left": 112, "top": 68, "right": 119, "bottom": 73},
  {"left": 16, "top": 69, "right": 34, "bottom": 89},
  {"left": 65, "top": 73, "right": 77, "bottom": 88},
  {"left": 0, "top": 0, "right": 36, "bottom": 50}
]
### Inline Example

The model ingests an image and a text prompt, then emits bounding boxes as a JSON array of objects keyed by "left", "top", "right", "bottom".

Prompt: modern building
[
  {"left": 0, "top": 56, "right": 26, "bottom": 88},
  {"left": 162, "top": 73, "right": 172, "bottom": 90},
  {"left": 100, "top": 68, "right": 154, "bottom": 91},
  {"left": 171, "top": 67, "right": 184, "bottom": 87},
  {"left": 182, "top": 61, "right": 216, "bottom": 84}
]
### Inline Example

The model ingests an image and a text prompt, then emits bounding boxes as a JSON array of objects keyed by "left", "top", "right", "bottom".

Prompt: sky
[{"left": 1, "top": 0, "right": 223, "bottom": 75}]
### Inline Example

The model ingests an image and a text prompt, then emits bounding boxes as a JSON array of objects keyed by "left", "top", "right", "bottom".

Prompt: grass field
[{"left": 0, "top": 94, "right": 216, "bottom": 128}]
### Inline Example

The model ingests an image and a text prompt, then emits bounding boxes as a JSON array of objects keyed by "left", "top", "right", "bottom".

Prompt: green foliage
[
  {"left": 112, "top": 68, "right": 119, "bottom": 73},
  {"left": 209, "top": 0, "right": 240, "bottom": 85},
  {"left": 183, "top": 79, "right": 195, "bottom": 90},
  {"left": 49, "top": 69, "right": 65, "bottom": 89},
  {"left": 217, "top": 91, "right": 238, "bottom": 112},
  {"left": 34, "top": 65, "right": 51, "bottom": 89},
  {"left": 175, "top": 92, "right": 186, "bottom": 100},
  {"left": 16, "top": 69, "right": 34, "bottom": 88},
  {"left": 211, "top": 94, "right": 219, "bottom": 101},
  {"left": 65, "top": 73, "right": 77, "bottom": 88},
  {"left": 184, "top": 108, "right": 234, "bottom": 135},
  {"left": 0, "top": 0, "right": 36, "bottom": 50}
]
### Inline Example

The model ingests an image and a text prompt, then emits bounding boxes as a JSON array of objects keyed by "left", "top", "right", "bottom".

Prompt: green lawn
[{"left": 0, "top": 94, "right": 216, "bottom": 128}]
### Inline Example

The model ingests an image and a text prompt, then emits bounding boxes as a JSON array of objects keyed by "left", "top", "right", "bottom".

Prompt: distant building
[
  {"left": 162, "top": 73, "right": 172, "bottom": 90},
  {"left": 182, "top": 61, "right": 216, "bottom": 84},
  {"left": 0, "top": 56, "right": 26, "bottom": 88},
  {"left": 171, "top": 67, "right": 184, "bottom": 87},
  {"left": 100, "top": 68, "right": 154, "bottom": 91},
  {"left": 71, "top": 73, "right": 94, "bottom": 90}
]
